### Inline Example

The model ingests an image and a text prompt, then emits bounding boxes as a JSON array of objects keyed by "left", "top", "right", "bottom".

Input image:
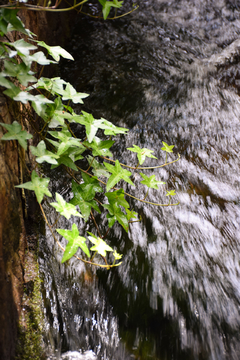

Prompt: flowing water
[{"left": 40, "top": 1, "right": 240, "bottom": 359}]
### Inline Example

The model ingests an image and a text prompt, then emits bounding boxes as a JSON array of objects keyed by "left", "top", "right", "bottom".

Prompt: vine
[{"left": 0, "top": 8, "right": 180, "bottom": 269}]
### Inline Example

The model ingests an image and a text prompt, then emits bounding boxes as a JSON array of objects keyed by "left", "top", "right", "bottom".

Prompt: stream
[{"left": 39, "top": 1, "right": 240, "bottom": 359}]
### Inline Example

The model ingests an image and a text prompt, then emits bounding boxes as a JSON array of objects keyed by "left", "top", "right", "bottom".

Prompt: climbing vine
[{"left": 0, "top": 8, "right": 180, "bottom": 269}]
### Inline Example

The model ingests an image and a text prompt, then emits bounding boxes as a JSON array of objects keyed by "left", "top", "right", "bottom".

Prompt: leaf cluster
[{"left": 0, "top": 9, "right": 179, "bottom": 268}]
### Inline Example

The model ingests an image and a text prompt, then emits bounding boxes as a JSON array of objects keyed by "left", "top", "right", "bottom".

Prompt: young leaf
[
  {"left": 30, "top": 140, "right": 59, "bottom": 165},
  {"left": 50, "top": 193, "right": 82, "bottom": 219},
  {"left": 127, "top": 145, "right": 157, "bottom": 165},
  {"left": 166, "top": 190, "right": 176, "bottom": 196},
  {"left": 161, "top": 141, "right": 174, "bottom": 153},
  {"left": 140, "top": 173, "right": 166, "bottom": 189},
  {"left": 126, "top": 208, "right": 138, "bottom": 221},
  {"left": 0, "top": 120, "right": 32, "bottom": 150},
  {"left": 36, "top": 41, "right": 74, "bottom": 62},
  {"left": 113, "top": 250, "right": 123, "bottom": 260},
  {"left": 57, "top": 223, "right": 90, "bottom": 262},
  {"left": 88, "top": 232, "right": 113, "bottom": 257},
  {"left": 70, "top": 180, "right": 101, "bottom": 222},
  {"left": 104, "top": 160, "right": 134, "bottom": 191},
  {"left": 15, "top": 170, "right": 51, "bottom": 204},
  {"left": 48, "top": 129, "right": 83, "bottom": 156}
]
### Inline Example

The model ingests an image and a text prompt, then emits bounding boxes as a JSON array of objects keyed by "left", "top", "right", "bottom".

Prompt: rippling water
[{"left": 40, "top": 1, "right": 240, "bottom": 359}]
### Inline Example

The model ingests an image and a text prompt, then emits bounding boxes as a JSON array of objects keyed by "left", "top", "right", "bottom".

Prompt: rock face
[{"left": 0, "top": 5, "right": 77, "bottom": 359}]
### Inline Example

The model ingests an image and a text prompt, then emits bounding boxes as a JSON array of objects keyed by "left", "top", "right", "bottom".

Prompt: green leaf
[
  {"left": 7, "top": 38, "right": 37, "bottom": 56},
  {"left": 0, "top": 75, "right": 14, "bottom": 89},
  {"left": 48, "top": 129, "right": 83, "bottom": 156},
  {"left": 31, "top": 95, "right": 54, "bottom": 121},
  {"left": 50, "top": 193, "right": 82, "bottom": 219},
  {"left": 0, "top": 120, "right": 32, "bottom": 150},
  {"left": 37, "top": 41, "right": 74, "bottom": 62},
  {"left": 80, "top": 172, "right": 103, "bottom": 199},
  {"left": 113, "top": 250, "right": 123, "bottom": 260},
  {"left": 139, "top": 173, "right": 166, "bottom": 189},
  {"left": 98, "top": 118, "right": 129, "bottom": 136},
  {"left": 166, "top": 190, "right": 176, "bottom": 196},
  {"left": 30, "top": 77, "right": 67, "bottom": 96},
  {"left": 3, "top": 83, "right": 21, "bottom": 99},
  {"left": 84, "top": 137, "right": 114, "bottom": 157},
  {"left": 29, "top": 51, "right": 57, "bottom": 65},
  {"left": 50, "top": 154, "right": 78, "bottom": 171},
  {"left": 161, "top": 141, "right": 174, "bottom": 153},
  {"left": 3, "top": 60, "right": 36, "bottom": 86},
  {"left": 70, "top": 180, "right": 101, "bottom": 222},
  {"left": 88, "top": 232, "right": 113, "bottom": 257},
  {"left": 103, "top": 203, "right": 129, "bottom": 231},
  {"left": 13, "top": 91, "right": 36, "bottom": 104},
  {"left": 104, "top": 160, "right": 134, "bottom": 192},
  {"left": 98, "top": 0, "right": 123, "bottom": 20},
  {"left": 1, "top": 9, "right": 28, "bottom": 35},
  {"left": 15, "top": 170, "right": 51, "bottom": 204},
  {"left": 87, "top": 156, "right": 110, "bottom": 178},
  {"left": 105, "top": 189, "right": 129, "bottom": 210},
  {"left": 127, "top": 145, "right": 157, "bottom": 165},
  {"left": 61, "top": 83, "right": 89, "bottom": 104},
  {"left": 57, "top": 224, "right": 90, "bottom": 262},
  {"left": 126, "top": 208, "right": 138, "bottom": 221},
  {"left": 30, "top": 140, "right": 59, "bottom": 165},
  {"left": 73, "top": 111, "right": 102, "bottom": 143}
]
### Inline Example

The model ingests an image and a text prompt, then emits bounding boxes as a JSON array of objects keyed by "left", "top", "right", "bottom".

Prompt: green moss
[{"left": 16, "top": 250, "right": 46, "bottom": 360}]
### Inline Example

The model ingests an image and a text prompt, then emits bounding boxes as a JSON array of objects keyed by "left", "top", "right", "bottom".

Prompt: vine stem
[{"left": 0, "top": 0, "right": 89, "bottom": 12}]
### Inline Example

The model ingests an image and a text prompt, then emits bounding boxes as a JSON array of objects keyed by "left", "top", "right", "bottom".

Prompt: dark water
[{"left": 40, "top": 1, "right": 240, "bottom": 359}]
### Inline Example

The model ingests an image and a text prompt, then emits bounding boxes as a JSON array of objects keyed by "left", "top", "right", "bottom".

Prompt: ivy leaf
[
  {"left": 50, "top": 154, "right": 78, "bottom": 171},
  {"left": 61, "top": 83, "right": 89, "bottom": 104},
  {"left": 15, "top": 170, "right": 51, "bottom": 204},
  {"left": 50, "top": 193, "right": 82, "bottom": 219},
  {"left": 140, "top": 173, "right": 166, "bottom": 189},
  {"left": 36, "top": 41, "right": 74, "bottom": 62},
  {"left": 70, "top": 180, "right": 101, "bottom": 222},
  {"left": 29, "top": 51, "right": 57, "bottom": 65},
  {"left": 88, "top": 232, "right": 113, "bottom": 257},
  {"left": 105, "top": 189, "right": 129, "bottom": 210},
  {"left": 98, "top": 118, "right": 129, "bottom": 136},
  {"left": 103, "top": 203, "right": 129, "bottom": 231},
  {"left": 113, "top": 250, "right": 123, "bottom": 261},
  {"left": 0, "top": 120, "right": 32, "bottom": 150},
  {"left": 30, "top": 77, "right": 67, "bottom": 96},
  {"left": 161, "top": 141, "right": 174, "bottom": 153},
  {"left": 127, "top": 145, "right": 157, "bottom": 165},
  {"left": 1, "top": 9, "right": 28, "bottom": 35},
  {"left": 13, "top": 91, "right": 36, "bottom": 104},
  {"left": 3, "top": 82, "right": 21, "bottom": 99},
  {"left": 87, "top": 156, "right": 110, "bottom": 178},
  {"left": 0, "top": 75, "right": 14, "bottom": 89},
  {"left": 57, "top": 224, "right": 90, "bottom": 262},
  {"left": 30, "top": 140, "right": 59, "bottom": 165},
  {"left": 104, "top": 160, "right": 134, "bottom": 192},
  {"left": 80, "top": 172, "right": 103, "bottom": 199},
  {"left": 31, "top": 95, "right": 55, "bottom": 121},
  {"left": 7, "top": 38, "right": 37, "bottom": 56},
  {"left": 166, "top": 190, "right": 176, "bottom": 196},
  {"left": 126, "top": 208, "right": 138, "bottom": 221},
  {"left": 98, "top": 0, "right": 123, "bottom": 20},
  {"left": 48, "top": 129, "right": 82, "bottom": 156},
  {"left": 73, "top": 111, "right": 102, "bottom": 143},
  {"left": 84, "top": 137, "right": 114, "bottom": 157},
  {"left": 3, "top": 60, "right": 36, "bottom": 86}
]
